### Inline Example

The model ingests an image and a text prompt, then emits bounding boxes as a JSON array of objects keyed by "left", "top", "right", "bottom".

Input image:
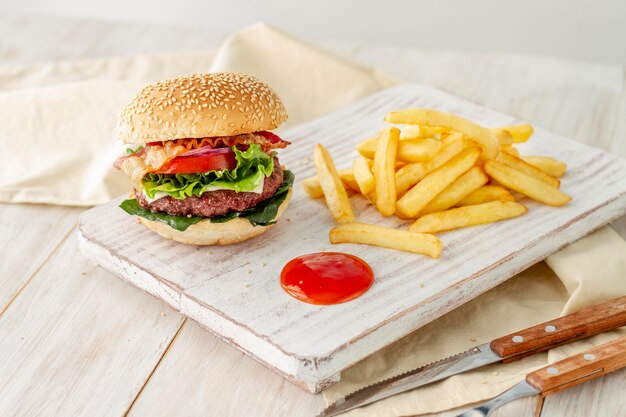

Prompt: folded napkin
[
  {"left": 0, "top": 51, "right": 217, "bottom": 205},
  {"left": 1, "top": 22, "right": 625, "bottom": 415},
  {"left": 0, "top": 80, "right": 141, "bottom": 205},
  {"left": 210, "top": 23, "right": 397, "bottom": 127}
]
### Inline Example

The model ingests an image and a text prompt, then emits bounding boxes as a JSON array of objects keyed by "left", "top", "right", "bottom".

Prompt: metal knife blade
[
  {"left": 319, "top": 343, "right": 502, "bottom": 417},
  {"left": 455, "top": 380, "right": 539, "bottom": 417}
]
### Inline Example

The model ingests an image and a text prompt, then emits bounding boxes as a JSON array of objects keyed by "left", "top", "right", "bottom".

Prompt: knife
[
  {"left": 320, "top": 295, "right": 626, "bottom": 417},
  {"left": 456, "top": 334, "right": 626, "bottom": 416}
]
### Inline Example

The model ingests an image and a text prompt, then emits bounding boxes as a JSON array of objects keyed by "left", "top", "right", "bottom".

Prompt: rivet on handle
[
  {"left": 544, "top": 325, "right": 556, "bottom": 332},
  {"left": 512, "top": 335, "right": 524, "bottom": 343},
  {"left": 584, "top": 354, "right": 596, "bottom": 361},
  {"left": 547, "top": 367, "right": 559, "bottom": 374}
]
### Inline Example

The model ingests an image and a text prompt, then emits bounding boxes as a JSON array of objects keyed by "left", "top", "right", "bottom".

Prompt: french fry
[
  {"left": 352, "top": 157, "right": 375, "bottom": 195},
  {"left": 364, "top": 159, "right": 405, "bottom": 169},
  {"left": 385, "top": 108, "right": 500, "bottom": 159},
  {"left": 492, "top": 124, "right": 534, "bottom": 143},
  {"left": 330, "top": 222, "right": 442, "bottom": 258},
  {"left": 356, "top": 137, "right": 377, "bottom": 158},
  {"left": 420, "top": 166, "right": 489, "bottom": 215},
  {"left": 396, "top": 147, "right": 481, "bottom": 218},
  {"left": 502, "top": 145, "right": 520, "bottom": 157},
  {"left": 401, "top": 125, "right": 449, "bottom": 139},
  {"left": 409, "top": 201, "right": 528, "bottom": 233},
  {"left": 302, "top": 169, "right": 360, "bottom": 198},
  {"left": 484, "top": 160, "right": 571, "bottom": 206},
  {"left": 521, "top": 156, "right": 567, "bottom": 177},
  {"left": 395, "top": 133, "right": 467, "bottom": 194},
  {"left": 314, "top": 144, "right": 355, "bottom": 222},
  {"left": 339, "top": 169, "right": 361, "bottom": 193},
  {"left": 301, "top": 177, "right": 325, "bottom": 199},
  {"left": 397, "top": 139, "right": 441, "bottom": 162},
  {"left": 491, "top": 129, "right": 515, "bottom": 145},
  {"left": 456, "top": 185, "right": 515, "bottom": 206},
  {"left": 373, "top": 127, "right": 399, "bottom": 216},
  {"left": 497, "top": 151, "right": 560, "bottom": 188},
  {"left": 417, "top": 125, "right": 449, "bottom": 138},
  {"left": 400, "top": 125, "right": 422, "bottom": 139},
  {"left": 357, "top": 137, "right": 439, "bottom": 162},
  {"left": 366, "top": 190, "right": 377, "bottom": 205},
  {"left": 370, "top": 160, "right": 405, "bottom": 169}
]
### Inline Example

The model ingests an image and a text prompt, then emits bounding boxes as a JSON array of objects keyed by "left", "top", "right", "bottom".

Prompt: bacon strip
[
  {"left": 177, "top": 133, "right": 289, "bottom": 153},
  {"left": 113, "top": 147, "right": 146, "bottom": 170}
]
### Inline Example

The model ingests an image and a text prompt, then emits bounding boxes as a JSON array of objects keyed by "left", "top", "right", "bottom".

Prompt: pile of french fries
[{"left": 304, "top": 108, "right": 571, "bottom": 258}]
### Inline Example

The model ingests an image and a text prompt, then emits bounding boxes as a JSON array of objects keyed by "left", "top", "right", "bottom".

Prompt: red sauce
[{"left": 280, "top": 252, "right": 374, "bottom": 305}]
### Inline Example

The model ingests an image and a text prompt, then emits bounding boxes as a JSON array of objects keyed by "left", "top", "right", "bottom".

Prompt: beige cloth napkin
[
  {"left": 210, "top": 23, "right": 397, "bottom": 127},
  {"left": 0, "top": 80, "right": 140, "bottom": 205},
  {"left": 0, "top": 51, "right": 216, "bottom": 205},
  {"left": 1, "top": 22, "right": 625, "bottom": 415}
]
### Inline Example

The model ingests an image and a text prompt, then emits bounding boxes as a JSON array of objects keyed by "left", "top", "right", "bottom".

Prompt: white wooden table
[{"left": 1, "top": 14, "right": 625, "bottom": 417}]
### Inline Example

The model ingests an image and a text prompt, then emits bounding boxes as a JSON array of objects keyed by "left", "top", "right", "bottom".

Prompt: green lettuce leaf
[
  {"left": 119, "top": 170, "right": 294, "bottom": 231},
  {"left": 126, "top": 145, "right": 144, "bottom": 155},
  {"left": 142, "top": 144, "right": 274, "bottom": 200},
  {"left": 119, "top": 199, "right": 205, "bottom": 231}
]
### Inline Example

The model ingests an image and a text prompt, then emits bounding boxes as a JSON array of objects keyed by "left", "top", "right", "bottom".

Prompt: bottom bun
[{"left": 138, "top": 189, "right": 293, "bottom": 245}]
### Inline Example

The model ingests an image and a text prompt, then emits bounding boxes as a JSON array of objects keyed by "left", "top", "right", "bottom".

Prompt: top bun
[{"left": 118, "top": 72, "right": 288, "bottom": 144}]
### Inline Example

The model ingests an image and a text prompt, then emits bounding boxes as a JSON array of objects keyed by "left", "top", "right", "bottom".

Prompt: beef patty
[{"left": 136, "top": 160, "right": 284, "bottom": 218}]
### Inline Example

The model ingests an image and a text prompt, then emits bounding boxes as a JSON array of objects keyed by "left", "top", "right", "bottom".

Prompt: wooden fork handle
[
  {"left": 490, "top": 295, "right": 626, "bottom": 361},
  {"left": 525, "top": 335, "right": 626, "bottom": 396}
]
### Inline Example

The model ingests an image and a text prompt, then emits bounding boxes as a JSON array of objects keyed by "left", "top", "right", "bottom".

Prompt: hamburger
[{"left": 114, "top": 72, "right": 293, "bottom": 245}]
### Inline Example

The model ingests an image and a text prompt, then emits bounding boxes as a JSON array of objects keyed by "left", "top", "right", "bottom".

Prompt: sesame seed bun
[
  {"left": 117, "top": 72, "right": 288, "bottom": 144},
  {"left": 137, "top": 189, "right": 292, "bottom": 245}
]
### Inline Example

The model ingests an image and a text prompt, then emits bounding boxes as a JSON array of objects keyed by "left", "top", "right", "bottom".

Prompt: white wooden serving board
[{"left": 78, "top": 84, "right": 626, "bottom": 393}]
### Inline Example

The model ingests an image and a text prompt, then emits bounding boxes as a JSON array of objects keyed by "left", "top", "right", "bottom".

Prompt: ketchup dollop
[{"left": 280, "top": 252, "right": 374, "bottom": 305}]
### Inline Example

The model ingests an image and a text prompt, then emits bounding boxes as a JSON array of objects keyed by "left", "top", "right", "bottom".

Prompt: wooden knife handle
[
  {"left": 490, "top": 295, "right": 626, "bottom": 361},
  {"left": 525, "top": 335, "right": 626, "bottom": 396}
]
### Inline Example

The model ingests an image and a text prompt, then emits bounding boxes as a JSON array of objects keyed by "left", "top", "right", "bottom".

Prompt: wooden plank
[
  {"left": 78, "top": 84, "right": 626, "bottom": 392},
  {"left": 608, "top": 69, "right": 626, "bottom": 239},
  {"left": 540, "top": 367, "right": 626, "bottom": 416},
  {"left": 0, "top": 203, "right": 81, "bottom": 313},
  {"left": 0, "top": 233, "right": 184, "bottom": 416},
  {"left": 128, "top": 320, "right": 325, "bottom": 417}
]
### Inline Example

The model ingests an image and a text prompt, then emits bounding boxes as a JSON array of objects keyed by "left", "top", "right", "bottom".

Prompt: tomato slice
[{"left": 157, "top": 149, "right": 237, "bottom": 174}]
